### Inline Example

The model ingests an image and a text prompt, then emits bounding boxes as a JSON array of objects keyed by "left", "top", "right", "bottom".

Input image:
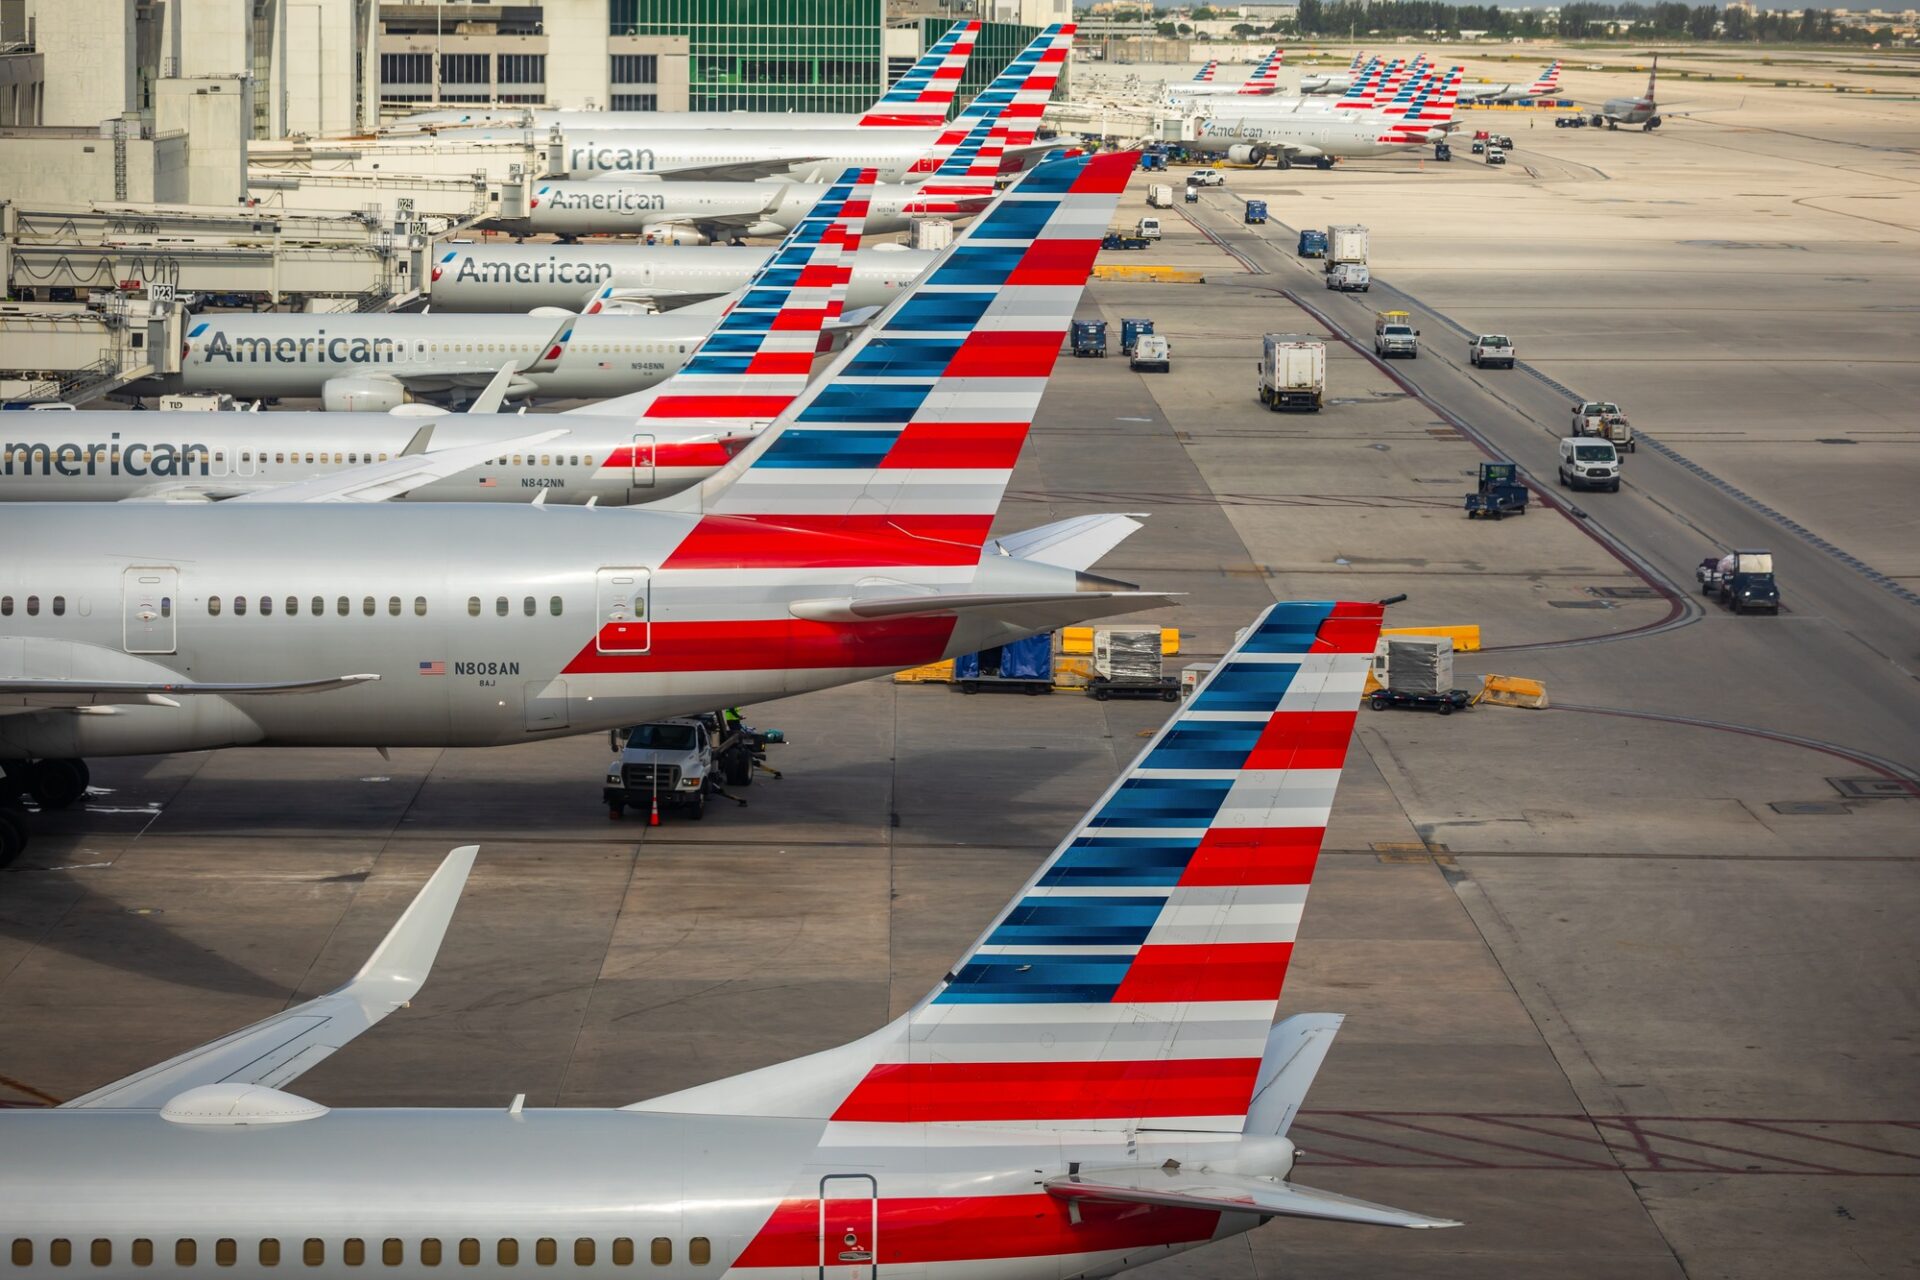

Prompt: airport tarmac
[{"left": 5, "top": 85, "right": 1919, "bottom": 1278}]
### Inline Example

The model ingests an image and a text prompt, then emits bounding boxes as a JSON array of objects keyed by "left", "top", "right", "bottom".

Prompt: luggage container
[{"left": 1120, "top": 317, "right": 1155, "bottom": 355}]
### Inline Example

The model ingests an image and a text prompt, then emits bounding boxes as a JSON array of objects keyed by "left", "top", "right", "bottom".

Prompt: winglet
[
  {"left": 467, "top": 362, "right": 522, "bottom": 414},
  {"left": 348, "top": 845, "right": 478, "bottom": 1010}
]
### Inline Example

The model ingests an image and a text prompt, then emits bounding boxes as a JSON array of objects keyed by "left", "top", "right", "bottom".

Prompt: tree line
[{"left": 1171, "top": 0, "right": 1893, "bottom": 44}]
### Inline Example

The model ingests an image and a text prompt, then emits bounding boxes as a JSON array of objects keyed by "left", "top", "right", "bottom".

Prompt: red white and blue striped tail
[
  {"left": 912, "top": 22, "right": 1072, "bottom": 173},
  {"left": 670, "top": 149, "right": 1138, "bottom": 560},
  {"left": 828, "top": 601, "right": 1385, "bottom": 1131},
  {"left": 1192, "top": 59, "right": 1219, "bottom": 82},
  {"left": 905, "top": 119, "right": 1006, "bottom": 215},
  {"left": 1235, "top": 47, "right": 1284, "bottom": 94},
  {"left": 572, "top": 168, "right": 874, "bottom": 424},
  {"left": 858, "top": 19, "right": 979, "bottom": 128},
  {"left": 1531, "top": 60, "right": 1562, "bottom": 92}
]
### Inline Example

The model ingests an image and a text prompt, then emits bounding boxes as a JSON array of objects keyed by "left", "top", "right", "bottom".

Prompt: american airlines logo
[
  {"left": 452, "top": 258, "right": 615, "bottom": 285},
  {"left": 3, "top": 432, "right": 210, "bottom": 477},
  {"left": 191, "top": 328, "right": 398, "bottom": 365},
  {"left": 540, "top": 188, "right": 667, "bottom": 214},
  {"left": 567, "top": 146, "right": 658, "bottom": 174}
]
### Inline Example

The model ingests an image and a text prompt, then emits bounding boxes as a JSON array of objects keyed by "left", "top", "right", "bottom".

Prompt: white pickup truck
[
  {"left": 1374, "top": 323, "right": 1420, "bottom": 359},
  {"left": 1469, "top": 334, "right": 1515, "bottom": 369}
]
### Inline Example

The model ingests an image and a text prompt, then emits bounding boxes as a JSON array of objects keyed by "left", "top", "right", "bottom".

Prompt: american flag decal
[{"left": 418, "top": 660, "right": 446, "bottom": 676}]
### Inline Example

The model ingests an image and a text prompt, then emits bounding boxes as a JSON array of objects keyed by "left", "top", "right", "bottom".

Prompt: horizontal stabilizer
[
  {"left": 63, "top": 847, "right": 478, "bottom": 1109},
  {"left": 988, "top": 514, "right": 1146, "bottom": 572},
  {"left": 1046, "top": 1167, "right": 1460, "bottom": 1230},
  {"left": 789, "top": 588, "right": 1169, "bottom": 624}
]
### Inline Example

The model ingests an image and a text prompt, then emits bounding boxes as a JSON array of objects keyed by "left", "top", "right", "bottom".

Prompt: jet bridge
[{"left": 0, "top": 295, "right": 183, "bottom": 406}]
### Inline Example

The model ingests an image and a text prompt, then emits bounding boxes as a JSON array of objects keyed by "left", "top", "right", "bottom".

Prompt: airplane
[
  {"left": 394, "top": 19, "right": 981, "bottom": 134},
  {"left": 0, "top": 150, "right": 1163, "bottom": 860},
  {"left": 425, "top": 242, "right": 931, "bottom": 315},
  {"left": 1297, "top": 49, "right": 1372, "bottom": 95},
  {"left": 1, "top": 170, "right": 882, "bottom": 507},
  {"left": 1187, "top": 74, "right": 1459, "bottom": 168},
  {"left": 1587, "top": 56, "right": 1719, "bottom": 130},
  {"left": 0, "top": 599, "right": 1460, "bottom": 1277},
  {"left": 1165, "top": 47, "right": 1284, "bottom": 100},
  {"left": 1464, "top": 59, "right": 1562, "bottom": 104},
  {"left": 502, "top": 121, "right": 1006, "bottom": 245}
]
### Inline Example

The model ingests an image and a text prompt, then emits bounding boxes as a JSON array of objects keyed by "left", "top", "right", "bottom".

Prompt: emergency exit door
[
  {"left": 122, "top": 567, "right": 179, "bottom": 654},
  {"left": 594, "top": 568, "right": 650, "bottom": 654},
  {"left": 818, "top": 1174, "right": 878, "bottom": 1279},
  {"left": 629, "top": 433, "right": 656, "bottom": 488}
]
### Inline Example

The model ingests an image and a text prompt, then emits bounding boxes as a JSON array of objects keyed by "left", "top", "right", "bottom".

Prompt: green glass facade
[{"left": 610, "top": 0, "right": 886, "bottom": 112}]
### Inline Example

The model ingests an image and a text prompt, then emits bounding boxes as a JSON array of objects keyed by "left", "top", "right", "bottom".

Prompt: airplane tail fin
[
  {"left": 1193, "top": 59, "right": 1219, "bottom": 83},
  {"left": 1235, "top": 47, "right": 1284, "bottom": 94},
  {"left": 906, "top": 119, "right": 1007, "bottom": 214},
  {"left": 1532, "top": 58, "right": 1563, "bottom": 93},
  {"left": 911, "top": 21, "right": 1072, "bottom": 171},
  {"left": 1647, "top": 54, "right": 1659, "bottom": 104},
  {"left": 660, "top": 150, "right": 1135, "bottom": 566},
  {"left": 858, "top": 19, "right": 980, "bottom": 128},
  {"left": 565, "top": 168, "right": 875, "bottom": 422},
  {"left": 636, "top": 601, "right": 1386, "bottom": 1130}
]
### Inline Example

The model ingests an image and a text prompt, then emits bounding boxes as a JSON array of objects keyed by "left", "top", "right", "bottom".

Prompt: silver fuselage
[
  {"left": 1602, "top": 96, "right": 1656, "bottom": 124},
  {"left": 514, "top": 180, "right": 971, "bottom": 241},
  {"left": 538, "top": 128, "right": 936, "bottom": 183},
  {"left": 0, "top": 503, "right": 1091, "bottom": 760},
  {"left": 1188, "top": 114, "right": 1420, "bottom": 159},
  {"left": 132, "top": 313, "right": 713, "bottom": 403},
  {"left": 427, "top": 245, "right": 931, "bottom": 314}
]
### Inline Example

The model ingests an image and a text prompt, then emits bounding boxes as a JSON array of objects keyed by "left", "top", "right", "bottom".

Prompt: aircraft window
[
  {"left": 51, "top": 596, "right": 64, "bottom": 616},
  {"left": 649, "top": 1239, "right": 671, "bottom": 1265},
  {"left": 10, "top": 1241, "right": 29, "bottom": 1266},
  {"left": 567, "top": 455, "right": 577, "bottom": 466},
  {"left": 176, "top": 1241, "right": 197, "bottom": 1267},
  {"left": 468, "top": 597, "right": 481, "bottom": 617},
  {"left": 513, "top": 455, "right": 524, "bottom": 466},
  {"left": 133, "top": 1239, "right": 154, "bottom": 1267},
  {"left": 259, "top": 596, "right": 273, "bottom": 617},
  {"left": 49, "top": 1239, "right": 70, "bottom": 1267},
  {"left": 233, "top": 596, "right": 248, "bottom": 617},
  {"left": 523, "top": 596, "right": 535, "bottom": 617},
  {"left": 549, "top": 596, "right": 562, "bottom": 617},
  {"left": 584, "top": 456, "right": 593, "bottom": 467},
  {"left": 260, "top": 1239, "right": 280, "bottom": 1267},
  {"left": 534, "top": 1239, "right": 556, "bottom": 1266},
  {"left": 350, "top": 453, "right": 359, "bottom": 464},
  {"left": 363, "top": 597, "right": 376, "bottom": 617},
  {"left": 24, "top": 595, "right": 38, "bottom": 616},
  {"left": 215, "top": 1239, "right": 237, "bottom": 1267},
  {"left": 689, "top": 1238, "right": 711, "bottom": 1265},
  {"left": 379, "top": 453, "right": 390, "bottom": 462},
  {"left": 495, "top": 597, "right": 509, "bottom": 618},
  {"left": 312, "top": 597, "right": 325, "bottom": 616},
  {"left": 0, "top": 597, "right": 9, "bottom": 616},
  {"left": 338, "top": 597, "right": 350, "bottom": 617},
  {"left": 242, "top": 452, "right": 252, "bottom": 463},
  {"left": 287, "top": 597, "right": 299, "bottom": 616},
  {"left": 306, "top": 453, "right": 315, "bottom": 465},
  {"left": 611, "top": 1241, "right": 634, "bottom": 1267},
  {"left": 335, "top": 453, "right": 345, "bottom": 465},
  {"left": 419, "top": 1239, "right": 441, "bottom": 1267},
  {"left": 343, "top": 1239, "right": 364, "bottom": 1267},
  {"left": 388, "top": 597, "right": 402, "bottom": 617},
  {"left": 215, "top": 452, "right": 224, "bottom": 463},
  {"left": 303, "top": 1241, "right": 323, "bottom": 1266},
  {"left": 414, "top": 597, "right": 428, "bottom": 617},
  {"left": 382, "top": 1239, "right": 403, "bottom": 1266},
  {"left": 572, "top": 1240, "right": 594, "bottom": 1267},
  {"left": 87, "top": 1240, "right": 110, "bottom": 1267},
  {"left": 275, "top": 453, "right": 285, "bottom": 464},
  {"left": 161, "top": 597, "right": 172, "bottom": 617},
  {"left": 457, "top": 1240, "right": 479, "bottom": 1266},
  {"left": 495, "top": 1241, "right": 518, "bottom": 1267},
  {"left": 540, "top": 454, "right": 551, "bottom": 466},
  {"left": 208, "top": 597, "right": 222, "bottom": 616}
]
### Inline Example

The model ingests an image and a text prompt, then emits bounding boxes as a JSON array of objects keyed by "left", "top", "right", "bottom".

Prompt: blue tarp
[
  {"left": 955, "top": 652, "right": 982, "bottom": 680},
  {"left": 999, "top": 633, "right": 1052, "bottom": 681}
]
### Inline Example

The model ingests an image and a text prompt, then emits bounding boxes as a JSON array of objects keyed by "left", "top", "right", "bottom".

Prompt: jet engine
[
  {"left": 322, "top": 374, "right": 410, "bottom": 412},
  {"left": 639, "top": 223, "right": 710, "bottom": 246},
  {"left": 1645, "top": 116, "right": 1662, "bottom": 131},
  {"left": 1226, "top": 144, "right": 1268, "bottom": 167}
]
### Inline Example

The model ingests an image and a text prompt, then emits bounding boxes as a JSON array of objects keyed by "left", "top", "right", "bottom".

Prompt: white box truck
[
  {"left": 1258, "top": 333, "right": 1326, "bottom": 412},
  {"left": 1147, "top": 184, "right": 1175, "bottom": 208},
  {"left": 1324, "top": 223, "right": 1369, "bottom": 273}
]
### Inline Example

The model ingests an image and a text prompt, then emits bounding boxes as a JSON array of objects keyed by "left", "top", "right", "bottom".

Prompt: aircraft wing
[
  {"left": 61, "top": 847, "right": 476, "bottom": 1110},
  {"left": 657, "top": 156, "right": 822, "bottom": 182},
  {"left": 1046, "top": 1168, "right": 1460, "bottom": 1230},
  {"left": 0, "top": 673, "right": 379, "bottom": 714},
  {"left": 224, "top": 427, "right": 570, "bottom": 504}
]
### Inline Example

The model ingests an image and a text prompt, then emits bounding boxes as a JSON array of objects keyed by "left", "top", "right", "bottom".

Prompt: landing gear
[
  {"left": 1644, "top": 116, "right": 1662, "bottom": 131},
  {"left": 1274, "top": 154, "right": 1291, "bottom": 170},
  {"left": 1315, "top": 157, "right": 1335, "bottom": 170},
  {"left": 28, "top": 758, "right": 89, "bottom": 811}
]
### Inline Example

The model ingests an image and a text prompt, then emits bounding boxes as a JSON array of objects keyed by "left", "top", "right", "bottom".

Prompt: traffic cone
[{"left": 649, "top": 795, "right": 660, "bottom": 827}]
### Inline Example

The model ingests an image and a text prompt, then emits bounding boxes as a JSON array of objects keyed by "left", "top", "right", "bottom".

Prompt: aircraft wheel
[
  {"left": 28, "top": 758, "right": 89, "bottom": 811},
  {"left": 0, "top": 805, "right": 26, "bottom": 868},
  {"left": 1275, "top": 154, "right": 1292, "bottom": 171}
]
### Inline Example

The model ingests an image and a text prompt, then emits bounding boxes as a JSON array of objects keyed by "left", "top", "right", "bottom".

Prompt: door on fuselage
[
  {"left": 630, "top": 433, "right": 656, "bottom": 490},
  {"left": 122, "top": 566, "right": 179, "bottom": 654},
  {"left": 818, "top": 1173, "right": 878, "bottom": 1279},
  {"left": 595, "top": 568, "right": 651, "bottom": 654}
]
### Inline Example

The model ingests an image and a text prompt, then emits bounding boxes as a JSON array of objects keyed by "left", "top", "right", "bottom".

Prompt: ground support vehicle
[
  {"left": 956, "top": 634, "right": 1054, "bottom": 695},
  {"left": 1101, "top": 232, "right": 1151, "bottom": 251},
  {"left": 603, "top": 713, "right": 774, "bottom": 821},
  {"left": 1136, "top": 216, "right": 1162, "bottom": 240},
  {"left": 1557, "top": 437, "right": 1621, "bottom": 492},
  {"left": 1325, "top": 223, "right": 1369, "bottom": 272},
  {"left": 1374, "top": 323, "right": 1419, "bottom": 358},
  {"left": 1189, "top": 169, "right": 1225, "bottom": 187},
  {"left": 1120, "top": 317, "right": 1155, "bottom": 356},
  {"left": 1297, "top": 229, "right": 1328, "bottom": 258},
  {"left": 1130, "top": 333, "right": 1172, "bottom": 372},
  {"left": 1434, "top": 142, "right": 1452, "bottom": 161},
  {"left": 1464, "top": 461, "right": 1529, "bottom": 518},
  {"left": 1139, "top": 149, "right": 1168, "bottom": 170},
  {"left": 1071, "top": 319, "right": 1108, "bottom": 357},
  {"left": 1090, "top": 675, "right": 1180, "bottom": 702},
  {"left": 1471, "top": 140, "right": 1486, "bottom": 155},
  {"left": 1258, "top": 333, "right": 1326, "bottom": 412},
  {"left": 1369, "top": 687, "right": 1472, "bottom": 715},
  {"left": 1148, "top": 184, "right": 1174, "bottom": 208},
  {"left": 1184, "top": 184, "right": 1200, "bottom": 203},
  {"left": 1556, "top": 115, "right": 1588, "bottom": 128},
  {"left": 1487, "top": 147, "right": 1508, "bottom": 166},
  {"left": 1469, "top": 334, "right": 1516, "bottom": 369},
  {"left": 1698, "top": 550, "right": 1781, "bottom": 614},
  {"left": 1572, "top": 401, "right": 1636, "bottom": 451},
  {"left": 1327, "top": 262, "right": 1371, "bottom": 292},
  {"left": 1245, "top": 199, "right": 1267, "bottom": 223}
]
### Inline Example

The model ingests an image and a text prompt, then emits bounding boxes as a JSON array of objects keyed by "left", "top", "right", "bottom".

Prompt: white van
[
  {"left": 1137, "top": 216, "right": 1163, "bottom": 240},
  {"left": 1558, "top": 437, "right": 1620, "bottom": 492},
  {"left": 1326, "top": 262, "right": 1371, "bottom": 292}
]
